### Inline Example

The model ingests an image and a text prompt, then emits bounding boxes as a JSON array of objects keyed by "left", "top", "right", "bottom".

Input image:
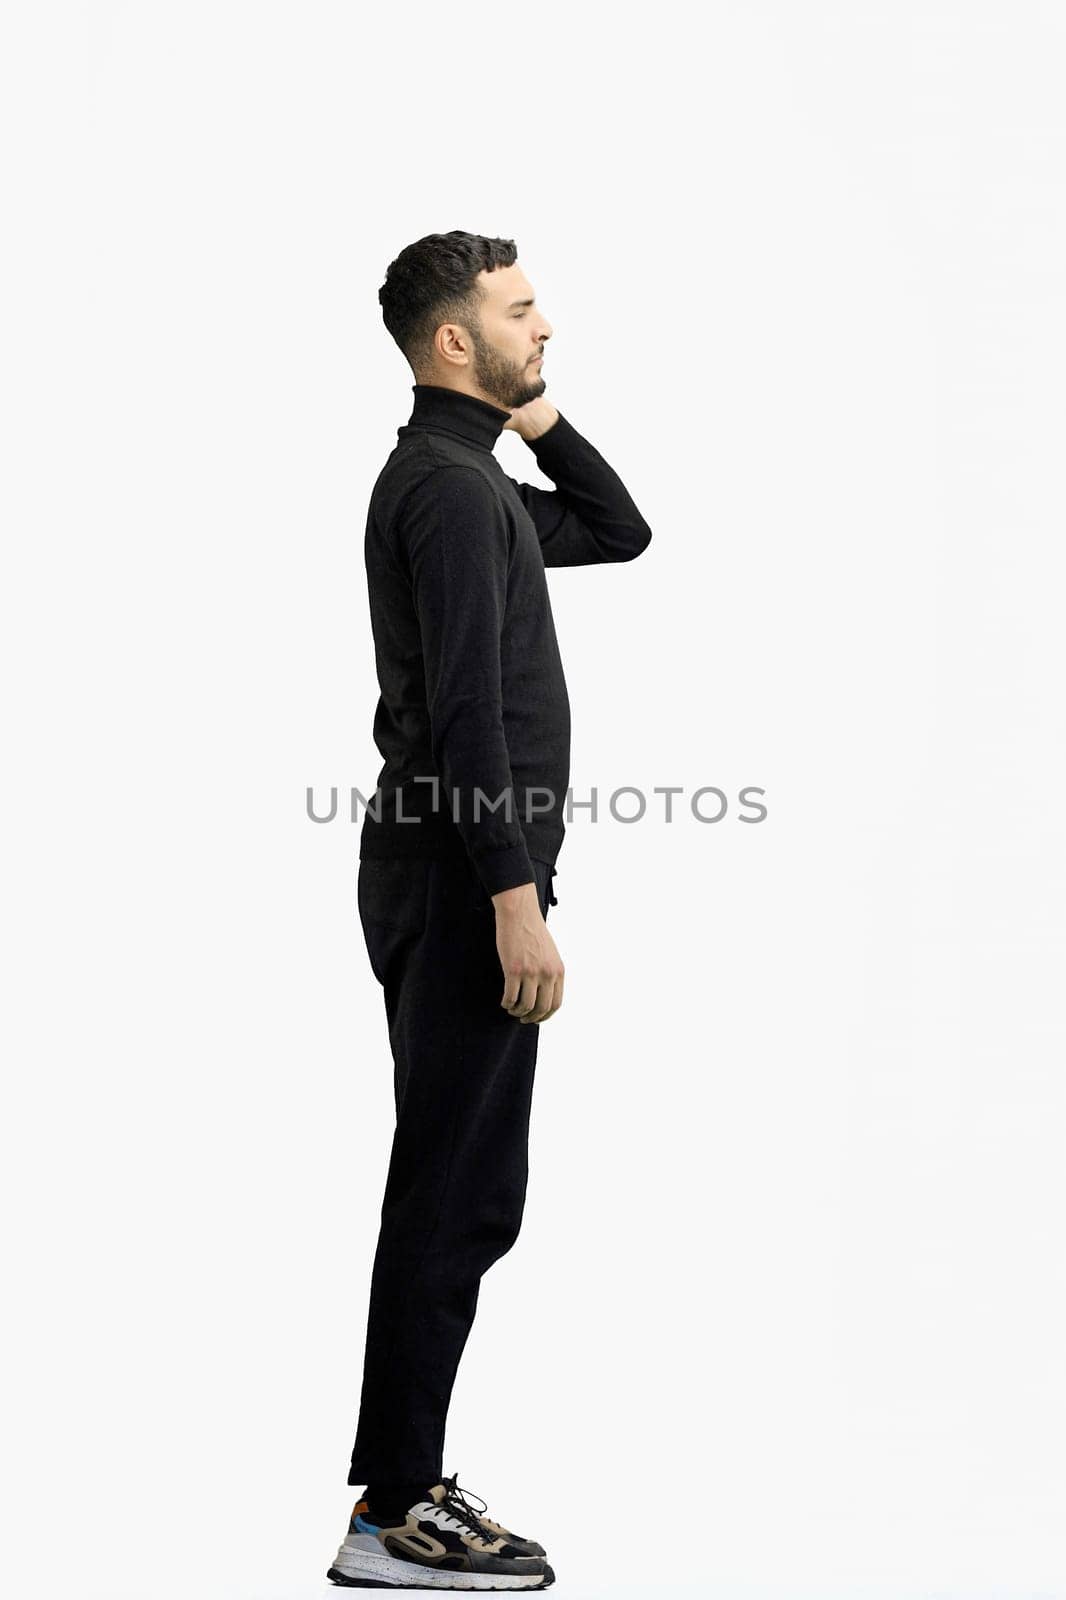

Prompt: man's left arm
[{"left": 503, "top": 398, "right": 653, "bottom": 568}]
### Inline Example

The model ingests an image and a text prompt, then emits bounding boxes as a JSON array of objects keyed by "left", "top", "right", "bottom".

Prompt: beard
[{"left": 468, "top": 324, "right": 546, "bottom": 409}]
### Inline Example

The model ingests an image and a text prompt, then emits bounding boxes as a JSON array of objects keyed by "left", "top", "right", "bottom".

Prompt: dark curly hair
[{"left": 379, "top": 230, "right": 518, "bottom": 377}]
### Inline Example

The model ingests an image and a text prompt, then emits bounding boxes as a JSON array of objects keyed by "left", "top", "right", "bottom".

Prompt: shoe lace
[{"left": 440, "top": 1472, "right": 490, "bottom": 1540}]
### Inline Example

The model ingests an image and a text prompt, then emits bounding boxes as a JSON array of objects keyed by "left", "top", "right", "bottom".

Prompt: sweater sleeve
[
  {"left": 398, "top": 465, "right": 536, "bottom": 898},
  {"left": 504, "top": 410, "right": 654, "bottom": 568}
]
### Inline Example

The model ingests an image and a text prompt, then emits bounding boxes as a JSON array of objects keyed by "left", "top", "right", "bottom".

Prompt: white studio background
[{"left": 2, "top": 3, "right": 1065, "bottom": 1598}]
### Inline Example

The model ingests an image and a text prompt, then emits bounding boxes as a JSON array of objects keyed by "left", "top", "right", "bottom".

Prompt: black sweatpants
[{"left": 347, "top": 849, "right": 558, "bottom": 1487}]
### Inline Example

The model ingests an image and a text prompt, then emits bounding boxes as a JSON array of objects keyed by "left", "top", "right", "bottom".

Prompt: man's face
[{"left": 466, "top": 263, "right": 554, "bottom": 409}]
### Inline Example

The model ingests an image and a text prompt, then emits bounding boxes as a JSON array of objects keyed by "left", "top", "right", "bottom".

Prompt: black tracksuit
[
  {"left": 358, "top": 384, "right": 653, "bottom": 893},
  {"left": 348, "top": 384, "right": 652, "bottom": 1489}
]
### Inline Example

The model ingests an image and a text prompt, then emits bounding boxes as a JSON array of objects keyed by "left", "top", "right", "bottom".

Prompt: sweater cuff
[
  {"left": 526, "top": 410, "right": 578, "bottom": 464},
  {"left": 474, "top": 841, "right": 536, "bottom": 898}
]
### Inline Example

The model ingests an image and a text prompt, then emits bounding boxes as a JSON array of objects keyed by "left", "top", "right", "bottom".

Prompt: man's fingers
[
  {"left": 514, "top": 974, "right": 540, "bottom": 1018},
  {"left": 520, "top": 973, "right": 565, "bottom": 1025},
  {"left": 500, "top": 972, "right": 535, "bottom": 1015},
  {"left": 503, "top": 972, "right": 563, "bottom": 1020},
  {"left": 496, "top": 904, "right": 565, "bottom": 1021},
  {"left": 520, "top": 978, "right": 553, "bottom": 1024}
]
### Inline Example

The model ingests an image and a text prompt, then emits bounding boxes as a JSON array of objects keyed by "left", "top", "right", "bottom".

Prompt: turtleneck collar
[{"left": 400, "top": 384, "right": 513, "bottom": 453}]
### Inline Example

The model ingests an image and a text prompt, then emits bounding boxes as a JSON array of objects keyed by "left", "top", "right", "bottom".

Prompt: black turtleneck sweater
[{"left": 359, "top": 383, "right": 652, "bottom": 897}]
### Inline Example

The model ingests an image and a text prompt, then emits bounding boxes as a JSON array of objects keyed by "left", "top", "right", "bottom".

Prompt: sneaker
[
  {"left": 327, "top": 1480, "right": 555, "bottom": 1590},
  {"left": 439, "top": 1473, "right": 547, "bottom": 1559}
]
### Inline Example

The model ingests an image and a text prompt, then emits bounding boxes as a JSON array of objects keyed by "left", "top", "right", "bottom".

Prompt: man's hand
[
  {"left": 491, "top": 880, "right": 565, "bottom": 1023},
  {"left": 502, "top": 396, "right": 560, "bottom": 441}
]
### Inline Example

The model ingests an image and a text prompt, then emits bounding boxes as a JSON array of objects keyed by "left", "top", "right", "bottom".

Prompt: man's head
[{"left": 379, "top": 230, "right": 553, "bottom": 410}]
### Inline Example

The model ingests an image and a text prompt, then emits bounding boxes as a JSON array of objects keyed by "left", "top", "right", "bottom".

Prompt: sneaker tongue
[{"left": 426, "top": 1482, "right": 449, "bottom": 1505}]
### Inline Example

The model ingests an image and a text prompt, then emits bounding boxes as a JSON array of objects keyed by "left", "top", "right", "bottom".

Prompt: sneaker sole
[{"left": 327, "top": 1542, "right": 555, "bottom": 1591}]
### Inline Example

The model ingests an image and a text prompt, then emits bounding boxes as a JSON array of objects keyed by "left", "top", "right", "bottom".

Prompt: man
[{"left": 328, "top": 231, "right": 652, "bottom": 1591}]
